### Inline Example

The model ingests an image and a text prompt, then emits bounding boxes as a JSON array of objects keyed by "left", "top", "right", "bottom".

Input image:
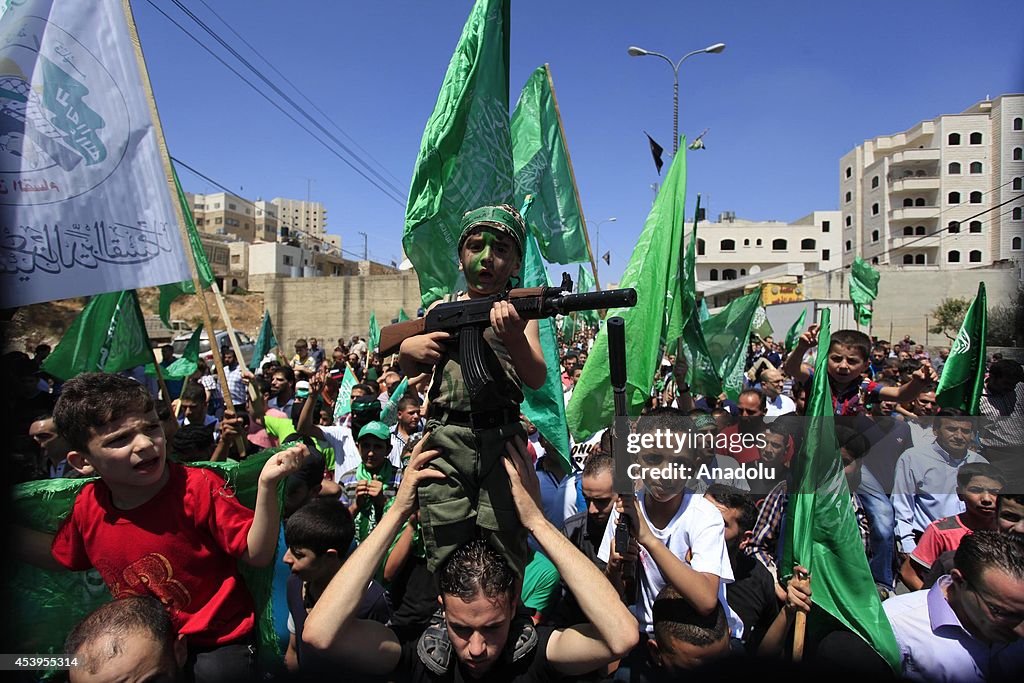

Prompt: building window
[
  {"left": 948, "top": 250, "right": 960, "bottom": 263},
  {"left": 915, "top": 254, "right": 925, "bottom": 265},
  {"left": 948, "top": 192, "right": 961, "bottom": 204},
  {"left": 845, "top": 240, "right": 852, "bottom": 251},
  {"left": 903, "top": 198, "right": 914, "bottom": 207},
  {"left": 723, "top": 269, "right": 737, "bottom": 280},
  {"left": 969, "top": 132, "right": 983, "bottom": 145},
  {"left": 902, "top": 254, "right": 913, "bottom": 265},
  {"left": 1015, "top": 148, "right": 1024, "bottom": 161},
  {"left": 969, "top": 191, "right": 983, "bottom": 204},
  {"left": 916, "top": 198, "right": 927, "bottom": 207},
  {"left": 214, "top": 202, "right": 221, "bottom": 209},
  {"left": 196, "top": 218, "right": 204, "bottom": 226},
  {"left": 915, "top": 226, "right": 926, "bottom": 235},
  {"left": 969, "top": 250, "right": 982, "bottom": 263},
  {"left": 845, "top": 191, "right": 852, "bottom": 202},
  {"left": 822, "top": 249, "right": 830, "bottom": 260},
  {"left": 230, "top": 255, "right": 240, "bottom": 264},
  {"left": 743, "top": 239, "right": 750, "bottom": 247},
  {"left": 903, "top": 226, "right": 914, "bottom": 236},
  {"left": 970, "top": 161, "right": 983, "bottom": 174},
  {"left": 1014, "top": 177, "right": 1023, "bottom": 191},
  {"left": 740, "top": 269, "right": 747, "bottom": 276},
  {"left": 872, "top": 257, "right": 879, "bottom": 264},
  {"left": 283, "top": 255, "right": 293, "bottom": 266},
  {"left": 969, "top": 221, "right": 982, "bottom": 233},
  {"left": 756, "top": 239, "right": 762, "bottom": 247},
  {"left": 1015, "top": 207, "right": 1023, "bottom": 220},
  {"left": 871, "top": 176, "right": 879, "bottom": 188},
  {"left": 948, "top": 133, "right": 961, "bottom": 146},
  {"left": 228, "top": 203, "right": 237, "bottom": 211},
  {"left": 697, "top": 239, "right": 705, "bottom": 256},
  {"left": 822, "top": 221, "right": 830, "bottom": 232},
  {"left": 1013, "top": 236, "right": 1022, "bottom": 250},
  {"left": 709, "top": 268, "right": 718, "bottom": 281},
  {"left": 1015, "top": 118, "right": 1024, "bottom": 131},
  {"left": 871, "top": 230, "right": 879, "bottom": 243},
  {"left": 872, "top": 203, "right": 879, "bottom": 215},
  {"left": 720, "top": 239, "right": 735, "bottom": 251},
  {"left": 772, "top": 239, "right": 788, "bottom": 250},
  {"left": 215, "top": 217, "right": 223, "bottom": 224},
  {"left": 948, "top": 221, "right": 960, "bottom": 233},
  {"left": 845, "top": 166, "right": 852, "bottom": 178},
  {"left": 800, "top": 238, "right": 815, "bottom": 250},
  {"left": 948, "top": 162, "right": 961, "bottom": 174},
  {"left": 845, "top": 215, "right": 852, "bottom": 227}
]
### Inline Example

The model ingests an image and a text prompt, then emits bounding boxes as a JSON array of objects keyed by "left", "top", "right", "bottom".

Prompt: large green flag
[
  {"left": 511, "top": 65, "right": 589, "bottom": 265},
  {"left": 781, "top": 308, "right": 901, "bottom": 671},
  {"left": 785, "top": 308, "right": 808, "bottom": 353},
  {"left": 850, "top": 257, "right": 880, "bottom": 327},
  {"left": 576, "top": 265, "right": 599, "bottom": 326},
  {"left": 10, "top": 451, "right": 288, "bottom": 665},
  {"left": 702, "top": 291, "right": 761, "bottom": 400},
  {"left": 250, "top": 312, "right": 278, "bottom": 370},
  {"left": 368, "top": 313, "right": 381, "bottom": 354},
  {"left": 678, "top": 202, "right": 722, "bottom": 399},
  {"left": 936, "top": 282, "right": 987, "bottom": 414},
  {"left": 42, "top": 291, "right": 153, "bottom": 381},
  {"left": 560, "top": 314, "right": 578, "bottom": 345},
  {"left": 332, "top": 366, "right": 358, "bottom": 423},
  {"left": 566, "top": 142, "right": 686, "bottom": 440},
  {"left": 145, "top": 324, "right": 204, "bottom": 380},
  {"left": 403, "top": 0, "right": 512, "bottom": 308},
  {"left": 158, "top": 167, "right": 215, "bottom": 328}
]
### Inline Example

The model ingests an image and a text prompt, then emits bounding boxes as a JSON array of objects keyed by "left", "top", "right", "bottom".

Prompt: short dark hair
[
  {"left": 170, "top": 423, "right": 215, "bottom": 462},
  {"left": 989, "top": 359, "right": 1024, "bottom": 384},
  {"left": 396, "top": 395, "right": 421, "bottom": 412},
  {"left": 652, "top": 585, "right": 728, "bottom": 649},
  {"left": 65, "top": 597, "right": 174, "bottom": 675},
  {"left": 933, "top": 408, "right": 975, "bottom": 432},
  {"left": 829, "top": 329, "right": 871, "bottom": 362},
  {"left": 54, "top": 373, "right": 154, "bottom": 452},
  {"left": 180, "top": 382, "right": 206, "bottom": 404},
  {"left": 284, "top": 498, "right": 355, "bottom": 556},
  {"left": 834, "top": 424, "right": 871, "bottom": 461},
  {"left": 954, "top": 531, "right": 1024, "bottom": 584},
  {"left": 353, "top": 383, "right": 378, "bottom": 397},
  {"left": 957, "top": 462, "right": 1006, "bottom": 489},
  {"left": 738, "top": 388, "right": 767, "bottom": 412},
  {"left": 439, "top": 539, "right": 516, "bottom": 602},
  {"left": 582, "top": 452, "right": 614, "bottom": 479},
  {"left": 705, "top": 484, "right": 758, "bottom": 533},
  {"left": 272, "top": 365, "right": 296, "bottom": 384}
]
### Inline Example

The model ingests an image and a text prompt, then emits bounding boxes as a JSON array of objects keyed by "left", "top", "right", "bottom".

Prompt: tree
[
  {"left": 987, "top": 291, "right": 1024, "bottom": 347},
  {"left": 929, "top": 297, "right": 971, "bottom": 341}
]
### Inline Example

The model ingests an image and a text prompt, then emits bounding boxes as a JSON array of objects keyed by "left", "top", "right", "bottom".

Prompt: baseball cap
[
  {"left": 295, "top": 380, "right": 311, "bottom": 398},
  {"left": 358, "top": 420, "right": 391, "bottom": 442}
]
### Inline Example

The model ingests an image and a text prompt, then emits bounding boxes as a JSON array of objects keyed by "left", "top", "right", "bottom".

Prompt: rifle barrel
[{"left": 552, "top": 288, "right": 637, "bottom": 315}]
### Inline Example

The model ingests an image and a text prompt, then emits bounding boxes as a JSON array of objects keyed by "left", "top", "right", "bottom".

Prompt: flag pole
[
  {"left": 210, "top": 280, "right": 264, "bottom": 414},
  {"left": 544, "top": 64, "right": 602, "bottom": 295},
  {"left": 132, "top": 291, "right": 173, "bottom": 406},
  {"left": 792, "top": 612, "right": 807, "bottom": 662},
  {"left": 119, "top": 0, "right": 243, "bottom": 455}
]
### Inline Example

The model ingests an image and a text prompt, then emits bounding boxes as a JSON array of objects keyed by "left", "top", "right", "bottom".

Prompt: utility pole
[{"left": 359, "top": 231, "right": 368, "bottom": 260}]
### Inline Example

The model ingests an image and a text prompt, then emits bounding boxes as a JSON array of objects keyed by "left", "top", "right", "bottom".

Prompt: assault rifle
[
  {"left": 378, "top": 273, "right": 637, "bottom": 403},
  {"left": 608, "top": 316, "right": 638, "bottom": 604}
]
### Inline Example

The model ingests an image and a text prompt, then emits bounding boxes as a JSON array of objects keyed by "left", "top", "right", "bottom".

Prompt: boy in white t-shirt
[{"left": 597, "top": 409, "right": 739, "bottom": 677}]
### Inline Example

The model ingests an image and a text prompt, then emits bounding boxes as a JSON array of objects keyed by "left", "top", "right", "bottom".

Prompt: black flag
[
  {"left": 645, "top": 132, "right": 664, "bottom": 175},
  {"left": 602, "top": 251, "right": 611, "bottom": 265}
]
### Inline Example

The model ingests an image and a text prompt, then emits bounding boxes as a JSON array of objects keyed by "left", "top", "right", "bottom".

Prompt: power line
[{"left": 142, "top": 0, "right": 405, "bottom": 206}]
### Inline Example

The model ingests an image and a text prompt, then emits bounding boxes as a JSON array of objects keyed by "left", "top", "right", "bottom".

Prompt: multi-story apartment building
[
  {"left": 840, "top": 94, "right": 1024, "bottom": 270},
  {"left": 254, "top": 199, "right": 279, "bottom": 243},
  {"left": 272, "top": 198, "right": 328, "bottom": 240},
  {"left": 187, "top": 191, "right": 258, "bottom": 242}
]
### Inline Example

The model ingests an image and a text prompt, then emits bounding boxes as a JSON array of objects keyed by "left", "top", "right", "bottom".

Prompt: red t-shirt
[
  {"left": 910, "top": 514, "right": 971, "bottom": 569},
  {"left": 52, "top": 463, "right": 256, "bottom": 646}
]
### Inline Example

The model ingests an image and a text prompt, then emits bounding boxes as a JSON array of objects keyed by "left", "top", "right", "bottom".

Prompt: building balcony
[
  {"left": 889, "top": 148, "right": 940, "bottom": 164},
  {"left": 890, "top": 176, "right": 940, "bottom": 192},
  {"left": 889, "top": 206, "right": 938, "bottom": 221}
]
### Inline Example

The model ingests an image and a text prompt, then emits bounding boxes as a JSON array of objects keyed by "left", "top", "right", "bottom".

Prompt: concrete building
[
  {"left": 254, "top": 199, "right": 279, "bottom": 243},
  {"left": 188, "top": 192, "right": 258, "bottom": 242},
  {"left": 272, "top": 197, "right": 328, "bottom": 240},
  {"left": 840, "top": 94, "right": 1024, "bottom": 270}
]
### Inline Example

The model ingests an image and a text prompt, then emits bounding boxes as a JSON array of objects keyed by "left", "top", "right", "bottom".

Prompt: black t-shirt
[
  {"left": 389, "top": 554, "right": 440, "bottom": 641},
  {"left": 726, "top": 552, "right": 780, "bottom": 652},
  {"left": 394, "top": 625, "right": 557, "bottom": 683}
]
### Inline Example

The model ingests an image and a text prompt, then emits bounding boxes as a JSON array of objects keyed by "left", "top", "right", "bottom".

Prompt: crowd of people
[{"left": 4, "top": 203, "right": 1024, "bottom": 683}]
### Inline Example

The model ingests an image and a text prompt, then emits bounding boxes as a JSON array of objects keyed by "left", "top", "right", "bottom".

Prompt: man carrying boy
[
  {"left": 15, "top": 372, "right": 309, "bottom": 683},
  {"left": 398, "top": 204, "right": 546, "bottom": 576},
  {"left": 899, "top": 462, "right": 1004, "bottom": 590}
]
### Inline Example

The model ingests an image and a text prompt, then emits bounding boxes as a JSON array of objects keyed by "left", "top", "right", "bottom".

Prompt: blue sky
[{"left": 133, "top": 0, "right": 1024, "bottom": 285}]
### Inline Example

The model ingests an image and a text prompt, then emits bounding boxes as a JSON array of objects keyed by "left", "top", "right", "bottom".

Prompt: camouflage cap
[{"left": 458, "top": 204, "right": 527, "bottom": 256}]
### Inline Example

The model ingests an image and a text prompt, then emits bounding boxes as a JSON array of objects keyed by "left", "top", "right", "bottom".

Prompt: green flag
[
  {"left": 785, "top": 308, "right": 808, "bottom": 353},
  {"left": 10, "top": 451, "right": 289, "bottom": 665},
  {"left": 369, "top": 313, "right": 381, "bottom": 354},
  {"left": 145, "top": 324, "right": 204, "bottom": 380},
  {"left": 250, "top": 312, "right": 278, "bottom": 371},
  {"left": 403, "top": 0, "right": 512, "bottom": 308},
  {"left": 397, "top": 308, "right": 411, "bottom": 323},
  {"left": 698, "top": 298, "right": 710, "bottom": 323},
  {"left": 702, "top": 291, "right": 761, "bottom": 400},
  {"left": 42, "top": 291, "right": 153, "bottom": 381},
  {"left": 521, "top": 228, "right": 572, "bottom": 471},
  {"left": 158, "top": 166, "right": 215, "bottom": 328},
  {"left": 567, "top": 141, "right": 687, "bottom": 440},
  {"left": 333, "top": 366, "right": 358, "bottom": 423},
  {"left": 781, "top": 308, "right": 901, "bottom": 671},
  {"left": 511, "top": 65, "right": 589, "bottom": 265},
  {"left": 678, "top": 201, "right": 723, "bottom": 399},
  {"left": 936, "top": 282, "right": 987, "bottom": 414},
  {"left": 560, "top": 314, "right": 577, "bottom": 345},
  {"left": 382, "top": 376, "right": 411, "bottom": 426},
  {"left": 752, "top": 305, "right": 774, "bottom": 339},
  {"left": 576, "top": 265, "right": 599, "bottom": 326},
  {"left": 850, "top": 257, "right": 880, "bottom": 327}
]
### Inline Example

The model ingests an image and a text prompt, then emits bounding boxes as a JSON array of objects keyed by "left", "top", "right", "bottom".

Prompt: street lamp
[
  {"left": 594, "top": 217, "right": 616, "bottom": 285},
  {"left": 627, "top": 42, "right": 726, "bottom": 153}
]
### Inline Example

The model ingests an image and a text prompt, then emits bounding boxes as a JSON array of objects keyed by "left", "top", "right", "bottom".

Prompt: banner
[
  {"left": 936, "top": 282, "right": 987, "bottom": 414},
  {"left": 0, "top": 0, "right": 191, "bottom": 307}
]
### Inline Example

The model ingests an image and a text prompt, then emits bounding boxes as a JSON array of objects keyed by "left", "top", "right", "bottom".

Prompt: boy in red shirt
[
  {"left": 899, "top": 462, "right": 1004, "bottom": 590},
  {"left": 16, "top": 373, "right": 308, "bottom": 682}
]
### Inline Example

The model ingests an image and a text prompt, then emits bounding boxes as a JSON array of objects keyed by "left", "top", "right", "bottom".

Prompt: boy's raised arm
[
  {"left": 244, "top": 444, "right": 309, "bottom": 567},
  {"left": 12, "top": 526, "right": 63, "bottom": 572},
  {"left": 782, "top": 323, "right": 818, "bottom": 384}
]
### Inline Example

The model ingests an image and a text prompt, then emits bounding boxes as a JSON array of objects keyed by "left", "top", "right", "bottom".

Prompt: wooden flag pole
[
  {"left": 792, "top": 612, "right": 807, "bottom": 662},
  {"left": 120, "top": 0, "right": 244, "bottom": 456},
  {"left": 210, "top": 280, "right": 264, "bottom": 415},
  {"left": 544, "top": 64, "right": 602, "bottom": 297}
]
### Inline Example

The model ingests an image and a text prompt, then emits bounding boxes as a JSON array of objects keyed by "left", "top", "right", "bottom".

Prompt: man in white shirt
[{"left": 760, "top": 369, "right": 796, "bottom": 417}]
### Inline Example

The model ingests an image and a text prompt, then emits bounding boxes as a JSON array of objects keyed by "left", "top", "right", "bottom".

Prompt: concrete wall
[
  {"left": 804, "top": 262, "right": 1022, "bottom": 343},
  {"left": 262, "top": 272, "right": 423, "bottom": 350}
]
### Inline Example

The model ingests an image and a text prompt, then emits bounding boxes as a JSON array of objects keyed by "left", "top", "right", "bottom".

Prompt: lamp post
[
  {"left": 627, "top": 42, "right": 725, "bottom": 153},
  {"left": 594, "top": 217, "right": 617, "bottom": 286}
]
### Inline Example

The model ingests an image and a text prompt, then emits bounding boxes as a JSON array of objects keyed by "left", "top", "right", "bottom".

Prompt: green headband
[
  {"left": 691, "top": 413, "right": 718, "bottom": 430},
  {"left": 458, "top": 204, "right": 526, "bottom": 255}
]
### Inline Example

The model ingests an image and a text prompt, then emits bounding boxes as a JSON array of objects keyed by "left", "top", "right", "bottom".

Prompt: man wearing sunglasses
[{"left": 883, "top": 531, "right": 1024, "bottom": 681}]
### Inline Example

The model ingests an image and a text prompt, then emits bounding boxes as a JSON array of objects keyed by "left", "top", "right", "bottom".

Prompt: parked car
[{"left": 171, "top": 329, "right": 255, "bottom": 367}]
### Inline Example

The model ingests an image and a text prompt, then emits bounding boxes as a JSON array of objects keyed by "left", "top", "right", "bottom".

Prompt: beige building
[
  {"left": 187, "top": 192, "right": 258, "bottom": 242},
  {"left": 272, "top": 197, "right": 329, "bottom": 240},
  {"left": 840, "top": 93, "right": 1024, "bottom": 269},
  {"left": 254, "top": 200, "right": 279, "bottom": 243}
]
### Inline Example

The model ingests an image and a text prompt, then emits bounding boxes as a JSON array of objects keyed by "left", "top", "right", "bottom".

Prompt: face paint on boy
[{"left": 462, "top": 229, "right": 518, "bottom": 295}]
